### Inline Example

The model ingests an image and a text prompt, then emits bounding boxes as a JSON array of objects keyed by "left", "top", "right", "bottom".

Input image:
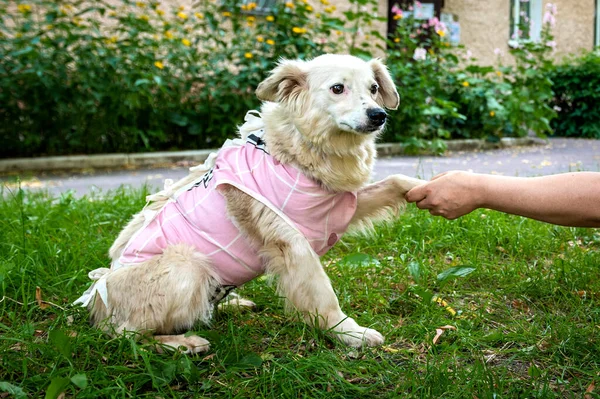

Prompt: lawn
[{"left": 1, "top": 185, "right": 599, "bottom": 398}]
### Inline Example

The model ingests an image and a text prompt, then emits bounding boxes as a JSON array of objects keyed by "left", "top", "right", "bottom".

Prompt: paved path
[{"left": 4, "top": 138, "right": 599, "bottom": 197}]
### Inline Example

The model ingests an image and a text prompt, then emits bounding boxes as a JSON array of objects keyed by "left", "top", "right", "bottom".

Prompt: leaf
[
  {"left": 410, "top": 286, "right": 433, "bottom": 304},
  {"left": 45, "top": 377, "right": 70, "bottom": 399},
  {"left": 407, "top": 261, "right": 421, "bottom": 283},
  {"left": 35, "top": 286, "right": 50, "bottom": 309},
  {"left": 437, "top": 266, "right": 476, "bottom": 284},
  {"left": 48, "top": 329, "right": 72, "bottom": 359},
  {"left": 432, "top": 325, "right": 457, "bottom": 344},
  {"left": 134, "top": 79, "right": 150, "bottom": 86},
  {"left": 0, "top": 381, "right": 27, "bottom": 399},
  {"left": 70, "top": 374, "right": 87, "bottom": 389},
  {"left": 339, "top": 253, "right": 380, "bottom": 268},
  {"left": 527, "top": 363, "right": 542, "bottom": 378}
]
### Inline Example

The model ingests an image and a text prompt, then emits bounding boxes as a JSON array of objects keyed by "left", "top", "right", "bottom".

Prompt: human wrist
[{"left": 468, "top": 173, "right": 489, "bottom": 210}]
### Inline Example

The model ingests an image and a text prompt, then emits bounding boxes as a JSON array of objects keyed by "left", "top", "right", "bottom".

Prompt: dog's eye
[
  {"left": 370, "top": 84, "right": 379, "bottom": 95},
  {"left": 330, "top": 84, "right": 344, "bottom": 95}
]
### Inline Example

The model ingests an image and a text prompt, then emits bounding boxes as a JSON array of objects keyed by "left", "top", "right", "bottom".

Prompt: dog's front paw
[
  {"left": 155, "top": 334, "right": 211, "bottom": 354},
  {"left": 331, "top": 318, "right": 384, "bottom": 348}
]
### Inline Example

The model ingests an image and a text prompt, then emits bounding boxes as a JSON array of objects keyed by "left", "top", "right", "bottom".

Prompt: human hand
[{"left": 405, "top": 171, "right": 484, "bottom": 219}]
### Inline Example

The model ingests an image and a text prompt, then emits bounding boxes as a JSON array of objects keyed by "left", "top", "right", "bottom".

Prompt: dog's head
[{"left": 256, "top": 54, "right": 399, "bottom": 136}]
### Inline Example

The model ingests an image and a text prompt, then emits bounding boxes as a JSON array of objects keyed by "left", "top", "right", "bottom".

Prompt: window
[
  {"left": 594, "top": 0, "right": 600, "bottom": 47},
  {"left": 510, "top": 0, "right": 543, "bottom": 45}
]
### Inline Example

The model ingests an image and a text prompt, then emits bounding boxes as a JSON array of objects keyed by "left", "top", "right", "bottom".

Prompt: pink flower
[
  {"left": 415, "top": 1, "right": 422, "bottom": 8},
  {"left": 408, "top": 5, "right": 413, "bottom": 11},
  {"left": 391, "top": 4, "right": 403, "bottom": 17},
  {"left": 428, "top": 17, "right": 439, "bottom": 26},
  {"left": 543, "top": 10, "right": 556, "bottom": 26},
  {"left": 494, "top": 48, "right": 503, "bottom": 56},
  {"left": 413, "top": 47, "right": 427, "bottom": 61},
  {"left": 545, "top": 40, "right": 557, "bottom": 49}
]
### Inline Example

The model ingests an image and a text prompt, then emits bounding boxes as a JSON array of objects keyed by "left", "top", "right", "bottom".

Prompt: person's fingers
[
  {"left": 430, "top": 171, "right": 450, "bottom": 181},
  {"left": 405, "top": 185, "right": 427, "bottom": 203},
  {"left": 415, "top": 198, "right": 432, "bottom": 210}
]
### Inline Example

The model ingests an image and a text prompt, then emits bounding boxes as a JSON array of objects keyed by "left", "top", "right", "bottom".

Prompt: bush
[
  {"left": 0, "top": 0, "right": 383, "bottom": 157},
  {"left": 382, "top": 3, "right": 557, "bottom": 153},
  {"left": 0, "top": 0, "right": 565, "bottom": 158},
  {"left": 549, "top": 50, "right": 600, "bottom": 138}
]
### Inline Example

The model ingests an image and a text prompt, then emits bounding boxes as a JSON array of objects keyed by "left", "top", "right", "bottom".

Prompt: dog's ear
[
  {"left": 369, "top": 59, "right": 400, "bottom": 110},
  {"left": 256, "top": 60, "right": 307, "bottom": 102}
]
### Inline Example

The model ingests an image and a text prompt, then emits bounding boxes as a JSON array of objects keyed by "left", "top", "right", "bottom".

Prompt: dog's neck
[{"left": 260, "top": 104, "right": 376, "bottom": 193}]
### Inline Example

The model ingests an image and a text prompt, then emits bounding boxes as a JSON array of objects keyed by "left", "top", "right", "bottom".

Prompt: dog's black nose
[{"left": 367, "top": 108, "right": 387, "bottom": 126}]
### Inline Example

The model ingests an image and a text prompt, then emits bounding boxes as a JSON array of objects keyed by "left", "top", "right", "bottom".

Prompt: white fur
[{"left": 86, "top": 54, "right": 426, "bottom": 352}]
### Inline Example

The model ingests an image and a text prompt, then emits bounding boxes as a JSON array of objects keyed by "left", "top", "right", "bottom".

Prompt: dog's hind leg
[
  {"left": 221, "top": 187, "right": 383, "bottom": 348},
  {"left": 90, "top": 244, "right": 219, "bottom": 353}
]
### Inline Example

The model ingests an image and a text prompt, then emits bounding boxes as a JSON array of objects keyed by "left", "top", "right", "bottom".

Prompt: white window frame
[
  {"left": 594, "top": 0, "right": 600, "bottom": 47},
  {"left": 509, "top": 0, "right": 543, "bottom": 47}
]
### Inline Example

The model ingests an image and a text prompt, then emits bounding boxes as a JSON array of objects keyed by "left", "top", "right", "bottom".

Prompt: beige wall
[{"left": 441, "top": 0, "right": 595, "bottom": 65}]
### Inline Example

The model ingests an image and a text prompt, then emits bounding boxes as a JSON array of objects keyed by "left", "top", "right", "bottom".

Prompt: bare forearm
[{"left": 477, "top": 172, "right": 600, "bottom": 227}]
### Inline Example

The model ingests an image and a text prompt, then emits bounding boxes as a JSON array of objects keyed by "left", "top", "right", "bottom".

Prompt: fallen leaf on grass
[
  {"left": 381, "top": 345, "right": 400, "bottom": 354},
  {"left": 35, "top": 287, "right": 50, "bottom": 310},
  {"left": 432, "top": 325, "right": 457, "bottom": 345},
  {"left": 585, "top": 380, "right": 595, "bottom": 399}
]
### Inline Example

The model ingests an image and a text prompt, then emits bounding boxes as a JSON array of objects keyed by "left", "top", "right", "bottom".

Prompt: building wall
[{"left": 441, "top": 0, "right": 595, "bottom": 65}]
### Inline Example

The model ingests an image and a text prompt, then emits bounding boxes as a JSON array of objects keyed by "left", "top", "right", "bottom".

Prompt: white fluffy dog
[{"left": 75, "top": 54, "right": 425, "bottom": 353}]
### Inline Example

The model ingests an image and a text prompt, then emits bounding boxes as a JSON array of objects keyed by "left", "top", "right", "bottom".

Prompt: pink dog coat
[{"left": 75, "top": 114, "right": 357, "bottom": 307}]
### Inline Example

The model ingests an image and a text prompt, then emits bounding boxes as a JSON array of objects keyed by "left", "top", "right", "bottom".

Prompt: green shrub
[
  {"left": 549, "top": 50, "right": 600, "bottom": 138},
  {"left": 0, "top": 0, "right": 381, "bottom": 157},
  {"left": 382, "top": 3, "right": 557, "bottom": 153}
]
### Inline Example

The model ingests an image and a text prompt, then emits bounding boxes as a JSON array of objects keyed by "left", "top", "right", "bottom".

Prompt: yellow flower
[
  {"left": 17, "top": 4, "right": 32, "bottom": 13},
  {"left": 194, "top": 12, "right": 204, "bottom": 18},
  {"left": 247, "top": 16, "right": 256, "bottom": 22},
  {"left": 178, "top": 5, "right": 185, "bottom": 11},
  {"left": 108, "top": 11, "right": 117, "bottom": 16},
  {"left": 266, "top": 39, "right": 275, "bottom": 45},
  {"left": 462, "top": 81, "right": 469, "bottom": 87},
  {"left": 139, "top": 14, "right": 149, "bottom": 21},
  {"left": 257, "top": 36, "right": 264, "bottom": 42},
  {"left": 315, "top": 13, "right": 321, "bottom": 18},
  {"left": 490, "top": 111, "right": 495, "bottom": 117},
  {"left": 266, "top": 15, "right": 275, "bottom": 22},
  {"left": 109, "top": 35, "right": 118, "bottom": 43},
  {"left": 335, "top": 30, "right": 342, "bottom": 35},
  {"left": 71, "top": 17, "right": 82, "bottom": 26},
  {"left": 154, "top": 61, "right": 164, "bottom": 69},
  {"left": 241, "top": 4, "right": 248, "bottom": 10},
  {"left": 393, "top": 14, "right": 402, "bottom": 20},
  {"left": 306, "top": 5, "right": 313, "bottom": 11},
  {"left": 393, "top": 37, "right": 400, "bottom": 43},
  {"left": 285, "top": 2, "right": 294, "bottom": 8},
  {"left": 222, "top": 11, "right": 232, "bottom": 17},
  {"left": 320, "top": 0, "right": 329, "bottom": 5},
  {"left": 324, "top": 6, "right": 336, "bottom": 13},
  {"left": 244, "top": 52, "right": 253, "bottom": 59},
  {"left": 495, "top": 71, "right": 502, "bottom": 77},
  {"left": 177, "top": 11, "right": 187, "bottom": 20},
  {"left": 181, "top": 38, "right": 191, "bottom": 46},
  {"left": 292, "top": 27, "right": 307, "bottom": 34},
  {"left": 156, "top": 8, "right": 165, "bottom": 16},
  {"left": 247, "top": 2, "right": 257, "bottom": 10},
  {"left": 436, "top": 29, "right": 445, "bottom": 37},
  {"left": 135, "top": 2, "right": 145, "bottom": 8},
  {"left": 164, "top": 30, "right": 174, "bottom": 39}
]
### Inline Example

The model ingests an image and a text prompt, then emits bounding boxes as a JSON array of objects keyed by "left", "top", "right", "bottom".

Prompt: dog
[{"left": 75, "top": 54, "right": 426, "bottom": 353}]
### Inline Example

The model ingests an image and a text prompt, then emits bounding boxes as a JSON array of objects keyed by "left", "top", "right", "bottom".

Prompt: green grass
[{"left": 1, "top": 185, "right": 599, "bottom": 398}]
